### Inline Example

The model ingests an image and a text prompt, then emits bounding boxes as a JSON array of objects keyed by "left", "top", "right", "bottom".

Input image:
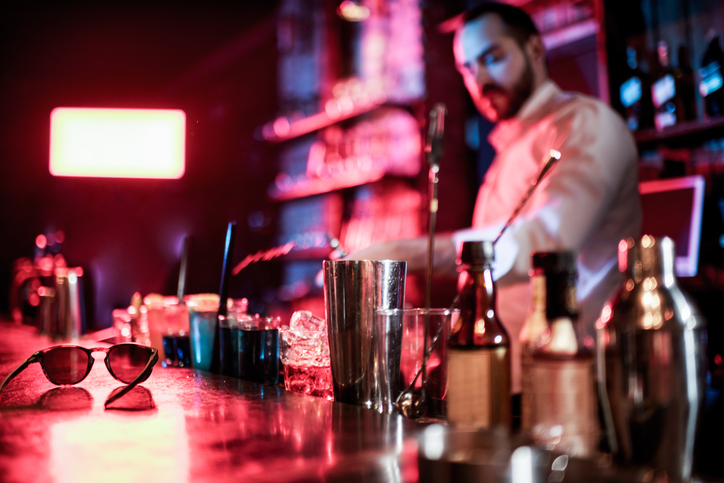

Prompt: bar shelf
[
  {"left": 261, "top": 96, "right": 403, "bottom": 143},
  {"left": 635, "top": 116, "right": 724, "bottom": 149},
  {"left": 268, "top": 164, "right": 387, "bottom": 201}
]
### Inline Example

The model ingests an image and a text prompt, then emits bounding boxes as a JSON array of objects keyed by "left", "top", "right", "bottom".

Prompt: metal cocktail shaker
[
  {"left": 597, "top": 236, "right": 707, "bottom": 481},
  {"left": 323, "top": 260, "right": 406, "bottom": 413}
]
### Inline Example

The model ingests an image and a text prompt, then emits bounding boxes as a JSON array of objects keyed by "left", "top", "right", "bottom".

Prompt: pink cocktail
[{"left": 284, "top": 363, "right": 333, "bottom": 400}]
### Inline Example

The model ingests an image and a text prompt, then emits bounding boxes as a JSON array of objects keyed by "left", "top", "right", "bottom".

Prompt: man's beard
[{"left": 481, "top": 56, "right": 535, "bottom": 121}]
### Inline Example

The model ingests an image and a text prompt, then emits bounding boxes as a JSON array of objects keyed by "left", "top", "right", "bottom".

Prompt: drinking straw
[
  {"left": 210, "top": 221, "right": 236, "bottom": 374},
  {"left": 177, "top": 236, "right": 189, "bottom": 302}
]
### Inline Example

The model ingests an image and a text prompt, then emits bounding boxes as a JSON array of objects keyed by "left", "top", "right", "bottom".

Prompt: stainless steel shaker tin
[
  {"left": 323, "top": 259, "right": 406, "bottom": 413},
  {"left": 597, "top": 236, "right": 707, "bottom": 481}
]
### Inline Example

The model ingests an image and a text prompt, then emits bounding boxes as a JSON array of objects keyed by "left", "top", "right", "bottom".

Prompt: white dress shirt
[{"left": 453, "top": 80, "right": 642, "bottom": 393}]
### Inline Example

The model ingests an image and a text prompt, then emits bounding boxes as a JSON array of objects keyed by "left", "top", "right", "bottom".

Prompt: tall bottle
[
  {"left": 520, "top": 253, "right": 553, "bottom": 432},
  {"left": 446, "top": 241, "right": 511, "bottom": 429},
  {"left": 620, "top": 46, "right": 653, "bottom": 131},
  {"left": 652, "top": 41, "right": 682, "bottom": 131},
  {"left": 700, "top": 29, "right": 724, "bottom": 119},
  {"left": 530, "top": 251, "right": 597, "bottom": 457}
]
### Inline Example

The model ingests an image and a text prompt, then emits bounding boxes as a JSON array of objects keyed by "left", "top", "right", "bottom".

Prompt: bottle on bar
[
  {"left": 700, "top": 29, "right": 724, "bottom": 119},
  {"left": 619, "top": 46, "right": 653, "bottom": 131},
  {"left": 519, "top": 253, "right": 551, "bottom": 432},
  {"left": 530, "top": 251, "right": 597, "bottom": 457},
  {"left": 652, "top": 41, "right": 682, "bottom": 131},
  {"left": 446, "top": 241, "right": 511, "bottom": 429}
]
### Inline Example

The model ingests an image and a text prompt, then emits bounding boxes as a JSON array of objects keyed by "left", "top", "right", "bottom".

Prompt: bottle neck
[
  {"left": 464, "top": 265, "right": 495, "bottom": 312},
  {"left": 531, "top": 273, "right": 546, "bottom": 313},
  {"left": 545, "top": 271, "right": 578, "bottom": 321},
  {"left": 451, "top": 263, "right": 507, "bottom": 347}
]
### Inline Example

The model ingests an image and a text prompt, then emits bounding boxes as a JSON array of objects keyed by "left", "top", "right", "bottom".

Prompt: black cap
[
  {"left": 531, "top": 251, "right": 577, "bottom": 274},
  {"left": 460, "top": 241, "right": 495, "bottom": 265}
]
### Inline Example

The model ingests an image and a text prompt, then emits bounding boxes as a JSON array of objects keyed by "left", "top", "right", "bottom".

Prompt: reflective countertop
[
  {"left": 0, "top": 323, "right": 418, "bottom": 483},
  {"left": 2, "top": 322, "right": 722, "bottom": 483}
]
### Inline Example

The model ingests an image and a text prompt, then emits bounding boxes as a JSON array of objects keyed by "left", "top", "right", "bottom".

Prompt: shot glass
[
  {"left": 238, "top": 315, "right": 281, "bottom": 384},
  {"left": 161, "top": 300, "right": 191, "bottom": 368},
  {"left": 186, "top": 294, "right": 220, "bottom": 372}
]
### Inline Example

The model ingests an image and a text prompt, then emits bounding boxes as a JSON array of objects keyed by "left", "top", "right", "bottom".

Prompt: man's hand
[{"left": 343, "top": 236, "right": 458, "bottom": 278}]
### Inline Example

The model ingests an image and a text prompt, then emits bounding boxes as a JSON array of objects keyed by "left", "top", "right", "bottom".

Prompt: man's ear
[{"left": 525, "top": 34, "right": 546, "bottom": 66}]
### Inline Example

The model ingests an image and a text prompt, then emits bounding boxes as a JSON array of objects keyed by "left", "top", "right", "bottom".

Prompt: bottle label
[
  {"left": 520, "top": 341, "right": 535, "bottom": 431},
  {"left": 700, "top": 61, "right": 723, "bottom": 97},
  {"left": 652, "top": 74, "right": 675, "bottom": 108},
  {"left": 447, "top": 349, "right": 492, "bottom": 427},
  {"left": 531, "top": 356, "right": 597, "bottom": 457},
  {"left": 620, "top": 76, "right": 642, "bottom": 107}
]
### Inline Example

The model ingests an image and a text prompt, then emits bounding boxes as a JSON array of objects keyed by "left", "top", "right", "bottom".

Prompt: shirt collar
[{"left": 488, "top": 80, "right": 560, "bottom": 151}]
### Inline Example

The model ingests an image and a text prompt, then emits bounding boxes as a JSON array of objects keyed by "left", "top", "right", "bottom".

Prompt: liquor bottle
[
  {"left": 700, "top": 29, "right": 724, "bottom": 118},
  {"left": 652, "top": 41, "right": 681, "bottom": 131},
  {"left": 446, "top": 241, "right": 511, "bottom": 429},
  {"left": 677, "top": 44, "right": 697, "bottom": 121},
  {"left": 530, "top": 251, "right": 597, "bottom": 457},
  {"left": 619, "top": 46, "right": 652, "bottom": 130},
  {"left": 519, "top": 253, "right": 552, "bottom": 432}
]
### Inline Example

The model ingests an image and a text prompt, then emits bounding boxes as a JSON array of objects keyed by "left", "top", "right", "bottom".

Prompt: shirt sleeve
[{"left": 453, "top": 99, "right": 638, "bottom": 286}]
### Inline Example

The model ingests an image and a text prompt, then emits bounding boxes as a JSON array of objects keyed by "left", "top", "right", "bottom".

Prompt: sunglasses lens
[
  {"left": 108, "top": 345, "right": 151, "bottom": 383},
  {"left": 43, "top": 347, "right": 90, "bottom": 384}
]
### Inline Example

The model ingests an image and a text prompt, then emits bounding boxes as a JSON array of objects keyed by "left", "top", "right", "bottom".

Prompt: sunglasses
[{"left": 0, "top": 343, "right": 158, "bottom": 408}]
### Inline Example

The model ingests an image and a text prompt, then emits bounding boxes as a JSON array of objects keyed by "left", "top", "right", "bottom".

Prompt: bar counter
[
  {"left": 0, "top": 322, "right": 418, "bottom": 483},
  {"left": 2, "top": 321, "right": 723, "bottom": 483}
]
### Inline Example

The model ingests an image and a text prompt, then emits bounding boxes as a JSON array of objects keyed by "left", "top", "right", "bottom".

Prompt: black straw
[
  {"left": 177, "top": 236, "right": 189, "bottom": 303},
  {"left": 210, "top": 221, "right": 236, "bottom": 374},
  {"left": 217, "top": 222, "right": 236, "bottom": 318}
]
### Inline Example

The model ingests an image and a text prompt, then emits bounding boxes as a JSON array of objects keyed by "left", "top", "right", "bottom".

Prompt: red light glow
[
  {"left": 36, "top": 234, "right": 47, "bottom": 250},
  {"left": 50, "top": 108, "right": 186, "bottom": 179}
]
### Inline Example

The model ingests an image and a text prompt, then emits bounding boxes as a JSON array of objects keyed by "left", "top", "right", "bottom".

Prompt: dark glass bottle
[
  {"left": 619, "top": 46, "right": 653, "bottom": 131},
  {"left": 446, "top": 241, "right": 511, "bottom": 429},
  {"left": 677, "top": 44, "right": 697, "bottom": 121},
  {"left": 700, "top": 30, "right": 724, "bottom": 118},
  {"left": 530, "top": 251, "right": 597, "bottom": 457},
  {"left": 652, "top": 41, "right": 681, "bottom": 131}
]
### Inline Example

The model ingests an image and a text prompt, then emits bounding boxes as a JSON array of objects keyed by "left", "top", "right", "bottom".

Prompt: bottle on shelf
[
  {"left": 677, "top": 44, "right": 697, "bottom": 121},
  {"left": 519, "top": 253, "right": 552, "bottom": 432},
  {"left": 446, "top": 241, "right": 511, "bottom": 430},
  {"left": 530, "top": 251, "right": 597, "bottom": 458},
  {"left": 619, "top": 46, "right": 653, "bottom": 131},
  {"left": 652, "top": 41, "right": 682, "bottom": 131},
  {"left": 700, "top": 29, "right": 724, "bottom": 119}
]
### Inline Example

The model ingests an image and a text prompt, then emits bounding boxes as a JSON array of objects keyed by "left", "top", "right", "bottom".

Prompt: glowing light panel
[{"left": 50, "top": 108, "right": 185, "bottom": 179}]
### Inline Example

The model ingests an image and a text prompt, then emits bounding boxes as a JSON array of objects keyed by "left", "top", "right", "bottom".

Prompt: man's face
[{"left": 453, "top": 14, "right": 535, "bottom": 122}]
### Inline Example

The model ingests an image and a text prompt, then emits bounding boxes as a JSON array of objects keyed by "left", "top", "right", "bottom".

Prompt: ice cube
[{"left": 290, "top": 311, "right": 326, "bottom": 332}]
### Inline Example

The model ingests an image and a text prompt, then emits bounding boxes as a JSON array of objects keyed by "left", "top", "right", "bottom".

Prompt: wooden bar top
[{"left": 0, "top": 322, "right": 419, "bottom": 483}]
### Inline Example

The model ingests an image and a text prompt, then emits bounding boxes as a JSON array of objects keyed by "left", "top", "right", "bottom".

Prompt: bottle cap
[
  {"left": 532, "top": 251, "right": 577, "bottom": 274},
  {"left": 459, "top": 241, "right": 494, "bottom": 265}
]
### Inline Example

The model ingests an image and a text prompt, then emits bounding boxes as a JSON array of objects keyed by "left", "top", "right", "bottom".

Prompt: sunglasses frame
[{"left": 0, "top": 343, "right": 158, "bottom": 408}]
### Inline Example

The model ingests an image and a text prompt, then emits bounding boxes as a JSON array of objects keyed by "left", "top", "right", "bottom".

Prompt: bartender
[{"left": 347, "top": 3, "right": 642, "bottom": 394}]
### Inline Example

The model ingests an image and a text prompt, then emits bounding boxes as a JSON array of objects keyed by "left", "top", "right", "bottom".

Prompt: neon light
[{"left": 50, "top": 108, "right": 185, "bottom": 179}]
